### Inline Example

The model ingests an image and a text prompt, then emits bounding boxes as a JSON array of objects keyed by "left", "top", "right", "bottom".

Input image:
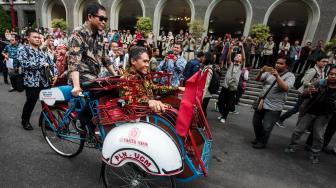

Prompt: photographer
[
  {"left": 285, "top": 65, "right": 336, "bottom": 164},
  {"left": 252, "top": 57, "right": 295, "bottom": 149},
  {"left": 157, "top": 43, "right": 186, "bottom": 87},
  {"left": 217, "top": 42, "right": 245, "bottom": 124}
]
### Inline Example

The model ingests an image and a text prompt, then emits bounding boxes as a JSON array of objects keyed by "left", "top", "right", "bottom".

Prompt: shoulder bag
[{"left": 252, "top": 71, "right": 288, "bottom": 110}]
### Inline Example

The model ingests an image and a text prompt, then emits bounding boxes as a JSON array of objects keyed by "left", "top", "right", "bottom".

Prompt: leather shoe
[
  {"left": 252, "top": 142, "right": 266, "bottom": 149},
  {"left": 22, "top": 122, "right": 34, "bottom": 130},
  {"left": 8, "top": 88, "right": 16, "bottom": 92},
  {"left": 251, "top": 139, "right": 258, "bottom": 145}
]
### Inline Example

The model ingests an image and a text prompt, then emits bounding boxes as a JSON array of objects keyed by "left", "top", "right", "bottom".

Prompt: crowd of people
[{"left": 1, "top": 2, "right": 336, "bottom": 165}]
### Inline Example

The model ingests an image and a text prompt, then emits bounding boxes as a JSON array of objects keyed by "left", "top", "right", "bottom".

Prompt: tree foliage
[
  {"left": 249, "top": 24, "right": 271, "bottom": 42},
  {"left": 325, "top": 37, "right": 336, "bottom": 53},
  {"left": 188, "top": 20, "right": 205, "bottom": 41},
  {"left": 136, "top": 17, "right": 152, "bottom": 37},
  {"left": 51, "top": 18, "right": 67, "bottom": 31},
  {"left": 0, "top": 6, "right": 12, "bottom": 35}
]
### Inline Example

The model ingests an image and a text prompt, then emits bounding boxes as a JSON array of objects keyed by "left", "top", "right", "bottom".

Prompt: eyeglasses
[{"left": 92, "top": 15, "right": 108, "bottom": 22}]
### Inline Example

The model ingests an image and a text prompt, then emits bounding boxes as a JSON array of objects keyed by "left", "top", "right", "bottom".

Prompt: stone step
[
  {"left": 238, "top": 98, "right": 294, "bottom": 111},
  {"left": 244, "top": 87, "right": 299, "bottom": 98},
  {"left": 240, "top": 94, "right": 297, "bottom": 105},
  {"left": 243, "top": 91, "right": 298, "bottom": 102}
]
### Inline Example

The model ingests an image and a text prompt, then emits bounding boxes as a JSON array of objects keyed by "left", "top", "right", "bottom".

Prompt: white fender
[
  {"left": 39, "top": 86, "right": 73, "bottom": 106},
  {"left": 102, "top": 122, "right": 183, "bottom": 176}
]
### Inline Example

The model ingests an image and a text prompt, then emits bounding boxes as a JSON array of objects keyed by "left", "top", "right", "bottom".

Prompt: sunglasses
[{"left": 92, "top": 15, "right": 108, "bottom": 22}]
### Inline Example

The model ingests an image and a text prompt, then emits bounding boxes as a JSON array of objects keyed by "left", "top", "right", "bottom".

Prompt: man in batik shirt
[
  {"left": 17, "top": 29, "right": 58, "bottom": 130},
  {"left": 121, "top": 46, "right": 184, "bottom": 112},
  {"left": 68, "top": 2, "right": 117, "bottom": 132},
  {"left": 68, "top": 3, "right": 117, "bottom": 97}
]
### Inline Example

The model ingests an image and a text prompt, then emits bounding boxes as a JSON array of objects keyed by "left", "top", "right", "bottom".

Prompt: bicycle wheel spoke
[{"left": 41, "top": 107, "right": 84, "bottom": 158}]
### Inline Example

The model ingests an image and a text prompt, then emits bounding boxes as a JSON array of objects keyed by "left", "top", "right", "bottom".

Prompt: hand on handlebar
[
  {"left": 148, "top": 100, "right": 168, "bottom": 112},
  {"left": 71, "top": 86, "right": 83, "bottom": 97}
]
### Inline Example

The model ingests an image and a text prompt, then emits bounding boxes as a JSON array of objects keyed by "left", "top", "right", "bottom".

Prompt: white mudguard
[
  {"left": 102, "top": 122, "right": 183, "bottom": 176},
  {"left": 39, "top": 86, "right": 73, "bottom": 106}
]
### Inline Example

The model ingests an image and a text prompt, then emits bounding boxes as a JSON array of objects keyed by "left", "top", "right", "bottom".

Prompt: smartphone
[{"left": 264, "top": 66, "right": 273, "bottom": 72}]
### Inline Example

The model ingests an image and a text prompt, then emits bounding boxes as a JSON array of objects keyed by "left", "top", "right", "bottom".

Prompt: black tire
[
  {"left": 39, "top": 107, "right": 85, "bottom": 158},
  {"left": 101, "top": 162, "right": 176, "bottom": 188}
]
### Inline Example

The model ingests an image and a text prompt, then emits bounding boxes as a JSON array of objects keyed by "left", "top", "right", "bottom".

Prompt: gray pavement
[{"left": 0, "top": 80, "right": 336, "bottom": 188}]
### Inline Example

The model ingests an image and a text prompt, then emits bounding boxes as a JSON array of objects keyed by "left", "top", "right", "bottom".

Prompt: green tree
[
  {"left": 31, "top": 21, "right": 37, "bottom": 29},
  {"left": 136, "top": 17, "right": 152, "bottom": 37},
  {"left": 0, "top": 6, "right": 12, "bottom": 35},
  {"left": 325, "top": 37, "right": 336, "bottom": 53},
  {"left": 188, "top": 20, "right": 205, "bottom": 45},
  {"left": 51, "top": 18, "right": 67, "bottom": 31},
  {"left": 249, "top": 24, "right": 271, "bottom": 42}
]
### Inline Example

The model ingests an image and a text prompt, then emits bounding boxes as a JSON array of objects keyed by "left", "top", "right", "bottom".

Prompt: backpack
[
  {"left": 208, "top": 65, "right": 221, "bottom": 94},
  {"left": 293, "top": 68, "right": 318, "bottom": 89},
  {"left": 293, "top": 72, "right": 305, "bottom": 89}
]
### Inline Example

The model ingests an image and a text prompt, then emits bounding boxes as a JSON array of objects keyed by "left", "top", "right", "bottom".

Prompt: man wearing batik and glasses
[{"left": 68, "top": 2, "right": 117, "bottom": 132}]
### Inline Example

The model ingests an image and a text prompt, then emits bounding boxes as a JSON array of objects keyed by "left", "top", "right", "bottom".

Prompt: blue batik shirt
[
  {"left": 157, "top": 55, "right": 186, "bottom": 87},
  {"left": 3, "top": 44, "right": 20, "bottom": 68},
  {"left": 17, "top": 45, "right": 58, "bottom": 87}
]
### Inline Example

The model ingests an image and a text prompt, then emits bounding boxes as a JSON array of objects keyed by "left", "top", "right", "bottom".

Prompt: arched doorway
[
  {"left": 153, "top": 0, "right": 195, "bottom": 37},
  {"left": 160, "top": 0, "right": 192, "bottom": 34},
  {"left": 206, "top": 0, "right": 250, "bottom": 38},
  {"left": 264, "top": 0, "right": 320, "bottom": 44},
  {"left": 42, "top": 0, "right": 67, "bottom": 28},
  {"left": 110, "top": 0, "right": 145, "bottom": 31},
  {"left": 73, "top": 0, "right": 100, "bottom": 27},
  {"left": 119, "top": 0, "right": 143, "bottom": 32}
]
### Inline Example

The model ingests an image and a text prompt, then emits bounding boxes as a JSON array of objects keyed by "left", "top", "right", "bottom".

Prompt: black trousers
[
  {"left": 78, "top": 90, "right": 119, "bottom": 133},
  {"left": 218, "top": 87, "right": 236, "bottom": 119},
  {"left": 306, "top": 114, "right": 336, "bottom": 148},
  {"left": 22, "top": 86, "right": 44, "bottom": 124},
  {"left": 202, "top": 97, "right": 211, "bottom": 118},
  {"left": 253, "top": 109, "right": 282, "bottom": 145},
  {"left": 1, "top": 63, "right": 8, "bottom": 83}
]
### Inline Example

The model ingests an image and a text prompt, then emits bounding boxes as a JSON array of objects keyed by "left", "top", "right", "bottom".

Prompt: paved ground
[{"left": 0, "top": 79, "right": 336, "bottom": 188}]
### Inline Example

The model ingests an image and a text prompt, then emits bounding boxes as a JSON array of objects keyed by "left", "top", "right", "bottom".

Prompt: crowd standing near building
[{"left": 1, "top": 2, "right": 336, "bottom": 166}]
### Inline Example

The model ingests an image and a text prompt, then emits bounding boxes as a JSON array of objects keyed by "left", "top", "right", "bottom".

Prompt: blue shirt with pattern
[
  {"left": 3, "top": 44, "right": 20, "bottom": 68},
  {"left": 17, "top": 45, "right": 58, "bottom": 88},
  {"left": 157, "top": 55, "right": 186, "bottom": 87}
]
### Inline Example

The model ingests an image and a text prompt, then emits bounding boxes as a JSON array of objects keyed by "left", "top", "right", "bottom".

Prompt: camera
[
  {"left": 166, "top": 51, "right": 175, "bottom": 60},
  {"left": 136, "top": 39, "right": 146, "bottom": 47}
]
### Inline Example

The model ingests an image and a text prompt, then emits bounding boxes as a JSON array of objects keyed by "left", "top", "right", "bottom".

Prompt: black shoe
[
  {"left": 322, "top": 147, "right": 336, "bottom": 155},
  {"left": 4, "top": 81, "right": 9, "bottom": 85},
  {"left": 251, "top": 139, "right": 258, "bottom": 145},
  {"left": 252, "top": 142, "right": 266, "bottom": 149},
  {"left": 304, "top": 145, "right": 312, "bottom": 151},
  {"left": 22, "top": 122, "right": 34, "bottom": 130},
  {"left": 8, "top": 88, "right": 16, "bottom": 92}
]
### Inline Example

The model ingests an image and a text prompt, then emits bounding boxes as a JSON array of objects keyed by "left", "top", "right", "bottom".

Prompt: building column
[
  {"left": 64, "top": 0, "right": 75, "bottom": 33},
  {"left": 16, "top": 8, "right": 25, "bottom": 29}
]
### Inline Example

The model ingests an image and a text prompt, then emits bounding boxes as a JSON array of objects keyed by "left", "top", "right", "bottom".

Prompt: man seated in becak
[{"left": 121, "top": 46, "right": 184, "bottom": 112}]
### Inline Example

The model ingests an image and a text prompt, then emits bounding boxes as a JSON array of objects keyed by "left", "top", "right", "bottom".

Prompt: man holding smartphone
[{"left": 252, "top": 58, "right": 295, "bottom": 149}]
